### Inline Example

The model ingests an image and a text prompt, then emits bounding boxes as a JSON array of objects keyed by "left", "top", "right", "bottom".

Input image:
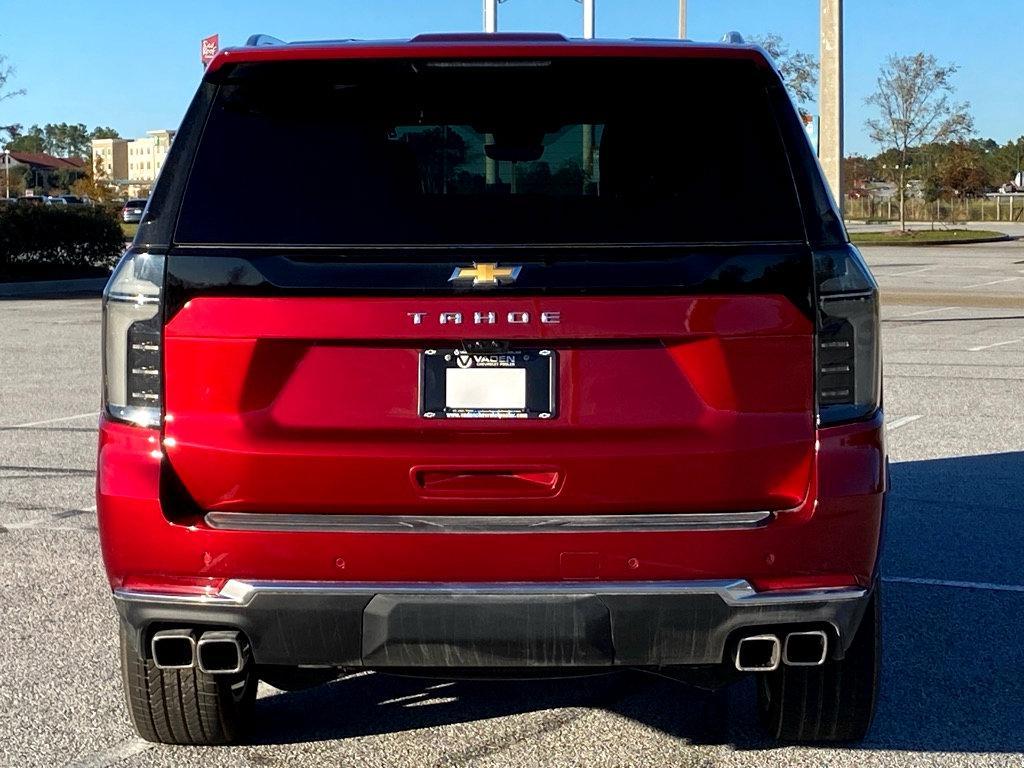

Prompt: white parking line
[
  {"left": 63, "top": 738, "right": 151, "bottom": 768},
  {"left": 968, "top": 337, "right": 1024, "bottom": 352},
  {"left": 885, "top": 415, "right": 923, "bottom": 432},
  {"left": 62, "top": 741, "right": 149, "bottom": 768},
  {"left": 962, "top": 276, "right": 1022, "bottom": 289},
  {"left": 3, "top": 505, "right": 96, "bottom": 531},
  {"left": 890, "top": 306, "right": 958, "bottom": 318},
  {"left": 7, "top": 411, "right": 99, "bottom": 428},
  {"left": 886, "top": 266, "right": 935, "bottom": 277},
  {"left": 884, "top": 576, "right": 1024, "bottom": 594}
]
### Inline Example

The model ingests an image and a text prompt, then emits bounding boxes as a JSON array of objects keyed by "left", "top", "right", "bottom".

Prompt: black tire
[
  {"left": 118, "top": 621, "right": 257, "bottom": 745},
  {"left": 757, "top": 588, "right": 880, "bottom": 743}
]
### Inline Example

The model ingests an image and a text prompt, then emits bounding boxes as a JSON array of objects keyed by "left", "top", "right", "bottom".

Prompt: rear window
[
  {"left": 127, "top": 199, "right": 147, "bottom": 207},
  {"left": 177, "top": 58, "right": 804, "bottom": 246}
]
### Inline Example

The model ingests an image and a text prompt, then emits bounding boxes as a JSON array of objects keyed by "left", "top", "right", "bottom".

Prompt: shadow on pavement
[{"left": 248, "top": 451, "right": 1024, "bottom": 754}]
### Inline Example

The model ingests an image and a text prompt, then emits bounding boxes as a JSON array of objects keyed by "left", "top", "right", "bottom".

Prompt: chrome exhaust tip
[
  {"left": 734, "top": 634, "right": 781, "bottom": 672},
  {"left": 196, "top": 630, "right": 249, "bottom": 675},
  {"left": 783, "top": 630, "right": 828, "bottom": 666},
  {"left": 151, "top": 629, "right": 197, "bottom": 669}
]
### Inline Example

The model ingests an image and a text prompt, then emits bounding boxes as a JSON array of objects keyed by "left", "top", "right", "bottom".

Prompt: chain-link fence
[{"left": 844, "top": 195, "right": 1024, "bottom": 223}]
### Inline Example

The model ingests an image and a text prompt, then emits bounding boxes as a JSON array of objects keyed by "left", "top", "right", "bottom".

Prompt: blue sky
[{"left": 1, "top": 0, "right": 1020, "bottom": 155}]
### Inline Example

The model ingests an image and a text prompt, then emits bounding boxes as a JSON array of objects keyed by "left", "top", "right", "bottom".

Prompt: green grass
[
  {"left": 120, "top": 222, "right": 139, "bottom": 239},
  {"left": 850, "top": 229, "right": 1008, "bottom": 246}
]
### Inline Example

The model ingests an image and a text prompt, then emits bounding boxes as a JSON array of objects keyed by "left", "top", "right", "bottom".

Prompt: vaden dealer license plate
[{"left": 420, "top": 348, "right": 557, "bottom": 419}]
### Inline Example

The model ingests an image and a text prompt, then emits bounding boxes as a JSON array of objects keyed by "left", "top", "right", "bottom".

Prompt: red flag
[{"left": 201, "top": 34, "right": 220, "bottom": 66}]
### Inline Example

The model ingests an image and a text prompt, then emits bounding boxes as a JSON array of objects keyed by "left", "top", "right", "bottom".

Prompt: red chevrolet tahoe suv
[{"left": 98, "top": 32, "right": 885, "bottom": 746}]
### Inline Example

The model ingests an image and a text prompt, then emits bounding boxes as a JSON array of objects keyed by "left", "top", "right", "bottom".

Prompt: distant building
[
  {"left": 91, "top": 129, "right": 176, "bottom": 197},
  {"left": 92, "top": 137, "right": 128, "bottom": 184},
  {"left": 1, "top": 151, "right": 86, "bottom": 194}
]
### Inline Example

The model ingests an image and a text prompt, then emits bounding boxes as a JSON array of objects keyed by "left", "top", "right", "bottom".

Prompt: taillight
[
  {"left": 102, "top": 250, "right": 165, "bottom": 428},
  {"left": 813, "top": 245, "right": 881, "bottom": 426}
]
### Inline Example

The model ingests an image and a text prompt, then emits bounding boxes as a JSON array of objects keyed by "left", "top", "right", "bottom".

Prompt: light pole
[
  {"left": 486, "top": 0, "right": 594, "bottom": 38},
  {"left": 678, "top": 0, "right": 687, "bottom": 38},
  {"left": 3, "top": 150, "right": 9, "bottom": 199},
  {"left": 581, "top": 0, "right": 595, "bottom": 39},
  {"left": 819, "top": 0, "right": 844, "bottom": 202},
  {"left": 482, "top": 0, "right": 598, "bottom": 188},
  {"left": 483, "top": 0, "right": 497, "bottom": 33}
]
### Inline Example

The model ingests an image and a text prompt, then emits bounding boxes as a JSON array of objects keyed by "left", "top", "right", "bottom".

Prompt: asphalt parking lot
[{"left": 1, "top": 238, "right": 1023, "bottom": 767}]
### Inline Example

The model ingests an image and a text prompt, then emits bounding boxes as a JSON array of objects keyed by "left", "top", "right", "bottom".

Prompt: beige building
[
  {"left": 92, "top": 137, "right": 127, "bottom": 183},
  {"left": 91, "top": 129, "right": 176, "bottom": 197}
]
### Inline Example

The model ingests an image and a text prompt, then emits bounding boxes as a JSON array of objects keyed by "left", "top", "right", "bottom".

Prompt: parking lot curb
[
  {"left": 0, "top": 277, "right": 109, "bottom": 299},
  {"left": 852, "top": 234, "right": 1014, "bottom": 247}
]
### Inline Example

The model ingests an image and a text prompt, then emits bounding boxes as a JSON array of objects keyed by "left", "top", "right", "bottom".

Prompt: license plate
[{"left": 421, "top": 349, "right": 556, "bottom": 419}]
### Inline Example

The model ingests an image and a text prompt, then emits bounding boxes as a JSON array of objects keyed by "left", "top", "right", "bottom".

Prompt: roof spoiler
[
  {"left": 411, "top": 32, "right": 568, "bottom": 43},
  {"left": 245, "top": 34, "right": 286, "bottom": 47}
]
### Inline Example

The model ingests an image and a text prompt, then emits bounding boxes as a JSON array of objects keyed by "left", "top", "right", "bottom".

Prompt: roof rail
[
  {"left": 719, "top": 31, "right": 746, "bottom": 44},
  {"left": 245, "top": 34, "right": 286, "bottom": 47}
]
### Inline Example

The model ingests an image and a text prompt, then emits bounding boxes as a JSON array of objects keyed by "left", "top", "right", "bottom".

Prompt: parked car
[
  {"left": 44, "top": 194, "right": 86, "bottom": 205},
  {"left": 122, "top": 198, "right": 147, "bottom": 223},
  {"left": 17, "top": 195, "right": 44, "bottom": 205},
  {"left": 99, "top": 33, "right": 885, "bottom": 747}
]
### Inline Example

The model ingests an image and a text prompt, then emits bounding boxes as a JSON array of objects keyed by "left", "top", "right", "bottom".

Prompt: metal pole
[
  {"left": 483, "top": 0, "right": 497, "bottom": 33},
  {"left": 819, "top": 0, "right": 844, "bottom": 201},
  {"left": 483, "top": 0, "right": 497, "bottom": 184},
  {"left": 581, "top": 0, "right": 595, "bottom": 189},
  {"left": 4, "top": 152, "right": 9, "bottom": 199},
  {"left": 678, "top": 0, "right": 687, "bottom": 39}
]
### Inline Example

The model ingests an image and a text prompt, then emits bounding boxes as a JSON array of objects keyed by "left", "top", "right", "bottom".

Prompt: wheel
[
  {"left": 757, "top": 588, "right": 880, "bottom": 743},
  {"left": 118, "top": 621, "right": 257, "bottom": 745}
]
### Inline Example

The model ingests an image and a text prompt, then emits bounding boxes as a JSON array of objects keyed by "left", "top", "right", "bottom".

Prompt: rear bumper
[
  {"left": 98, "top": 412, "right": 887, "bottom": 590},
  {"left": 115, "top": 579, "right": 871, "bottom": 668},
  {"left": 100, "top": 410, "right": 885, "bottom": 669}
]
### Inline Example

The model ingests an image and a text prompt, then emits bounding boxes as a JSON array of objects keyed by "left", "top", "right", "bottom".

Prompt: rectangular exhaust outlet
[
  {"left": 734, "top": 634, "right": 781, "bottom": 672},
  {"left": 196, "top": 630, "right": 248, "bottom": 674},
  {"left": 783, "top": 630, "right": 828, "bottom": 666},
  {"left": 151, "top": 629, "right": 197, "bottom": 670}
]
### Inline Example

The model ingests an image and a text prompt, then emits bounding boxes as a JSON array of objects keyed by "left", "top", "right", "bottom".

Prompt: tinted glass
[{"left": 177, "top": 58, "right": 803, "bottom": 246}]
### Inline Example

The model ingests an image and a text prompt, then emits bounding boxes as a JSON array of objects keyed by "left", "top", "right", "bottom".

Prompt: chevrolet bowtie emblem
[{"left": 449, "top": 262, "right": 522, "bottom": 288}]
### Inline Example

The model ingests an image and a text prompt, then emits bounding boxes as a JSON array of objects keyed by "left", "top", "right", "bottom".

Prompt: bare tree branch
[
  {"left": 750, "top": 33, "right": 818, "bottom": 111},
  {"left": 0, "top": 54, "right": 26, "bottom": 104}
]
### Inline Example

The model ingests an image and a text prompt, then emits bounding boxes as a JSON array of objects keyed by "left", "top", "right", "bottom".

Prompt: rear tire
[
  {"left": 119, "top": 621, "right": 257, "bottom": 745},
  {"left": 757, "top": 588, "right": 880, "bottom": 743}
]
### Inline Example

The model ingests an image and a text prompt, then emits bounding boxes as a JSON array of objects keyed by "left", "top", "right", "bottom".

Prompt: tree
[
  {"left": 90, "top": 126, "right": 120, "bottom": 140},
  {"left": 40, "top": 123, "right": 92, "bottom": 158},
  {"left": 7, "top": 123, "right": 121, "bottom": 157},
  {"left": 8, "top": 125, "right": 45, "bottom": 153},
  {"left": 934, "top": 143, "right": 990, "bottom": 197},
  {"left": 865, "top": 53, "right": 973, "bottom": 230},
  {"left": 0, "top": 53, "right": 25, "bottom": 104},
  {"left": 7, "top": 126, "right": 43, "bottom": 153},
  {"left": 1, "top": 53, "right": 25, "bottom": 148},
  {"left": 750, "top": 33, "right": 818, "bottom": 114},
  {"left": 2, "top": 164, "right": 27, "bottom": 196},
  {"left": 71, "top": 154, "right": 117, "bottom": 203}
]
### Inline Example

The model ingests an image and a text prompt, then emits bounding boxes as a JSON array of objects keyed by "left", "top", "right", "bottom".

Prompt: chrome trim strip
[
  {"left": 203, "top": 510, "right": 773, "bottom": 534},
  {"left": 114, "top": 579, "right": 867, "bottom": 608}
]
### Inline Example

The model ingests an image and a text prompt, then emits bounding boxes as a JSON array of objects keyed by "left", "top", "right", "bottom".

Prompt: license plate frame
[{"left": 420, "top": 348, "right": 557, "bottom": 420}]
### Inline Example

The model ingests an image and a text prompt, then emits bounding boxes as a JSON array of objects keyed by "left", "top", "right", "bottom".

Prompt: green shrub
[{"left": 0, "top": 204, "right": 125, "bottom": 278}]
